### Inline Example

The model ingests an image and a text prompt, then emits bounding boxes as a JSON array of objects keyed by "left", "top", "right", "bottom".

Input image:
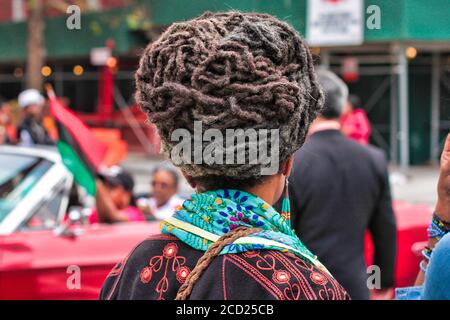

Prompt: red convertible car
[
  {"left": 0, "top": 146, "right": 432, "bottom": 299},
  {"left": 0, "top": 146, "right": 158, "bottom": 299}
]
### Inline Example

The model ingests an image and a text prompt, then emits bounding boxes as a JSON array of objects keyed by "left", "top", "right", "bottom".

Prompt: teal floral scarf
[{"left": 161, "top": 189, "right": 328, "bottom": 273}]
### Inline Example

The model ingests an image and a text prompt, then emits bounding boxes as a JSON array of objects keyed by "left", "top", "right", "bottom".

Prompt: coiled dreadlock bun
[{"left": 135, "top": 11, "right": 323, "bottom": 179}]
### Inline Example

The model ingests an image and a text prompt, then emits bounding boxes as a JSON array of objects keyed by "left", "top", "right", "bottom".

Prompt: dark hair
[
  {"left": 317, "top": 69, "right": 348, "bottom": 120},
  {"left": 152, "top": 166, "right": 180, "bottom": 188},
  {"left": 135, "top": 11, "right": 323, "bottom": 185},
  {"left": 99, "top": 167, "right": 135, "bottom": 193},
  {"left": 191, "top": 158, "right": 291, "bottom": 190}
]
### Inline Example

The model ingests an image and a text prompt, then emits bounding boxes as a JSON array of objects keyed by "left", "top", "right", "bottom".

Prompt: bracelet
[
  {"left": 433, "top": 212, "right": 450, "bottom": 229},
  {"left": 419, "top": 260, "right": 428, "bottom": 273},
  {"left": 421, "top": 247, "right": 432, "bottom": 261},
  {"left": 427, "top": 213, "right": 450, "bottom": 240}
]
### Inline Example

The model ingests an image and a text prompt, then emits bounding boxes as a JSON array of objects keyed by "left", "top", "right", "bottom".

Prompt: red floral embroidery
[
  {"left": 140, "top": 267, "right": 153, "bottom": 284},
  {"left": 226, "top": 250, "right": 348, "bottom": 300},
  {"left": 163, "top": 243, "right": 178, "bottom": 258},
  {"left": 274, "top": 251, "right": 347, "bottom": 300},
  {"left": 232, "top": 251, "right": 302, "bottom": 300},
  {"left": 107, "top": 261, "right": 123, "bottom": 278},
  {"left": 273, "top": 270, "right": 291, "bottom": 284},
  {"left": 310, "top": 272, "right": 328, "bottom": 286},
  {"left": 140, "top": 243, "right": 191, "bottom": 300},
  {"left": 176, "top": 266, "right": 190, "bottom": 283},
  {"left": 242, "top": 251, "right": 259, "bottom": 258}
]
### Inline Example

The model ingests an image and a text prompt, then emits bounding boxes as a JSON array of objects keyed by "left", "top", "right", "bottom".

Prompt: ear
[
  {"left": 181, "top": 170, "right": 196, "bottom": 189},
  {"left": 281, "top": 155, "right": 294, "bottom": 177}
]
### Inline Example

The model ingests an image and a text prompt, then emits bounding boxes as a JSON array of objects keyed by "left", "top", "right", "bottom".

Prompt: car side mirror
[
  {"left": 54, "top": 207, "right": 85, "bottom": 238},
  {"left": 68, "top": 207, "right": 83, "bottom": 224}
]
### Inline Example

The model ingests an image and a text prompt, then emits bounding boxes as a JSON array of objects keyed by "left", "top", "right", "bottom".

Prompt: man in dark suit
[{"left": 285, "top": 70, "right": 397, "bottom": 300}]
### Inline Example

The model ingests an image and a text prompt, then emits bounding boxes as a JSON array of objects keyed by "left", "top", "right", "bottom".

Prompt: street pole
[
  {"left": 26, "top": 0, "right": 45, "bottom": 90},
  {"left": 390, "top": 70, "right": 398, "bottom": 165},
  {"left": 321, "top": 50, "right": 330, "bottom": 69},
  {"left": 430, "top": 52, "right": 441, "bottom": 164},
  {"left": 398, "top": 45, "right": 410, "bottom": 172}
]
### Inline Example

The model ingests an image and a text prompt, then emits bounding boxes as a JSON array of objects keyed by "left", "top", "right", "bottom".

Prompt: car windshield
[{"left": 0, "top": 153, "right": 53, "bottom": 222}]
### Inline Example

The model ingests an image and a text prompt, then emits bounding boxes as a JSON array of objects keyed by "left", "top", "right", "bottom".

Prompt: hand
[
  {"left": 436, "top": 133, "right": 450, "bottom": 221},
  {"left": 137, "top": 199, "right": 153, "bottom": 216},
  {"left": 371, "top": 288, "right": 394, "bottom": 300}
]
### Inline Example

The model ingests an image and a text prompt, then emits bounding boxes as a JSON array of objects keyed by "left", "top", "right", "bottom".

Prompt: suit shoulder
[
  {"left": 365, "top": 144, "right": 387, "bottom": 162},
  {"left": 332, "top": 137, "right": 388, "bottom": 165}
]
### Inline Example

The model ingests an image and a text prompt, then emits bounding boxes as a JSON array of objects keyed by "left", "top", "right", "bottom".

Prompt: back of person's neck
[
  {"left": 308, "top": 118, "right": 341, "bottom": 136},
  {"left": 197, "top": 181, "right": 281, "bottom": 206}
]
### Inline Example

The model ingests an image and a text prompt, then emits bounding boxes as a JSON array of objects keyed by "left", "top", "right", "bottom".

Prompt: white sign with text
[{"left": 307, "top": 0, "right": 364, "bottom": 46}]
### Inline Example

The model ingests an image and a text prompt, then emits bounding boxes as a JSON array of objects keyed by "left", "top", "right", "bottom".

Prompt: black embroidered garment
[{"left": 100, "top": 234, "right": 350, "bottom": 300}]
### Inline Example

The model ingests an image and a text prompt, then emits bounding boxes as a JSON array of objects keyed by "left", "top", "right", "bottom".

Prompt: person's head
[
  {"left": 0, "top": 96, "right": 12, "bottom": 122},
  {"left": 99, "top": 166, "right": 135, "bottom": 210},
  {"left": 0, "top": 96, "right": 9, "bottom": 111},
  {"left": 151, "top": 166, "right": 179, "bottom": 206},
  {"left": 18, "top": 89, "right": 45, "bottom": 119},
  {"left": 135, "top": 12, "right": 323, "bottom": 203},
  {"left": 315, "top": 69, "right": 348, "bottom": 121}
]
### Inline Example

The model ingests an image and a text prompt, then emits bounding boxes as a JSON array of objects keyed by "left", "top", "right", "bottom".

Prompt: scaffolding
[{"left": 320, "top": 41, "right": 450, "bottom": 170}]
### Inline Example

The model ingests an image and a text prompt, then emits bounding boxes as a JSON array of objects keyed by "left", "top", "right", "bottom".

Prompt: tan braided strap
[{"left": 175, "top": 226, "right": 262, "bottom": 300}]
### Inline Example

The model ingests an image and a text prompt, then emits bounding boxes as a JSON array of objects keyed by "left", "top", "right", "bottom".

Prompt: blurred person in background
[
  {"left": 341, "top": 94, "right": 371, "bottom": 145},
  {"left": 0, "top": 96, "right": 17, "bottom": 144},
  {"left": 396, "top": 133, "right": 450, "bottom": 300},
  {"left": 17, "top": 89, "right": 54, "bottom": 147},
  {"left": 137, "top": 166, "right": 184, "bottom": 220},
  {"left": 89, "top": 166, "right": 145, "bottom": 224},
  {"left": 283, "top": 69, "right": 397, "bottom": 300}
]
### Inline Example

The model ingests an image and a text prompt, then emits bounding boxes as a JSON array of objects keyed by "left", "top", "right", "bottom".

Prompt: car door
[
  {"left": 0, "top": 176, "right": 73, "bottom": 300},
  {"left": 0, "top": 221, "right": 159, "bottom": 299},
  {"left": 0, "top": 176, "right": 159, "bottom": 299},
  {"left": 0, "top": 148, "right": 160, "bottom": 299}
]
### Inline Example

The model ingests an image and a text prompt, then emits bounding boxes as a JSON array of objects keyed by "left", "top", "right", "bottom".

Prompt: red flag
[{"left": 47, "top": 86, "right": 107, "bottom": 172}]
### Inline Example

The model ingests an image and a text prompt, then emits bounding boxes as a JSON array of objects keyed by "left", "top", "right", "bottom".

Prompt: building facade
[{"left": 0, "top": 0, "right": 448, "bottom": 164}]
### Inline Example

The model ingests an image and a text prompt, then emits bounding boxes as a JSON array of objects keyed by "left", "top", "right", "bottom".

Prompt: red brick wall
[{"left": 0, "top": 0, "right": 130, "bottom": 22}]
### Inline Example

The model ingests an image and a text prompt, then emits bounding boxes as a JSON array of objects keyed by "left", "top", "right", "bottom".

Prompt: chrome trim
[{"left": 0, "top": 147, "right": 72, "bottom": 235}]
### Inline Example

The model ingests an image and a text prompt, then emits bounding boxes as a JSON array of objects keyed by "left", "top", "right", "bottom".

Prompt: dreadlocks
[{"left": 135, "top": 11, "right": 323, "bottom": 182}]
